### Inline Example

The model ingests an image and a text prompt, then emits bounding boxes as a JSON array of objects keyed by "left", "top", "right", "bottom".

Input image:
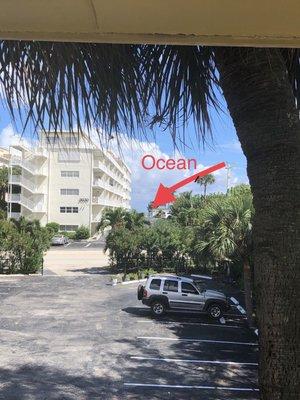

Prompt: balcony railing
[
  {"left": 6, "top": 193, "right": 45, "bottom": 212},
  {"left": 93, "top": 160, "right": 128, "bottom": 188},
  {"left": 9, "top": 175, "right": 45, "bottom": 193},
  {"left": 92, "top": 196, "right": 127, "bottom": 208},
  {"left": 11, "top": 156, "right": 47, "bottom": 176},
  {"left": 93, "top": 179, "right": 126, "bottom": 197}
]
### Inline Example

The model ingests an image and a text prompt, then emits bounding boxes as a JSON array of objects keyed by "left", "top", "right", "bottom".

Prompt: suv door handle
[
  {"left": 162, "top": 291, "right": 168, "bottom": 294},
  {"left": 182, "top": 294, "right": 188, "bottom": 296}
]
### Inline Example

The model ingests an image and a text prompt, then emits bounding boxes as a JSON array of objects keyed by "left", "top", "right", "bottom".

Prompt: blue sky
[{"left": 0, "top": 100, "right": 248, "bottom": 212}]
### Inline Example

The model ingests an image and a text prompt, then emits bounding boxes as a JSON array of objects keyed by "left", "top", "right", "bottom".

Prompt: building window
[
  {"left": 59, "top": 225, "right": 78, "bottom": 232},
  {"left": 61, "top": 171, "right": 80, "bottom": 177},
  {"left": 58, "top": 150, "right": 80, "bottom": 162},
  {"left": 60, "top": 207, "right": 79, "bottom": 213},
  {"left": 60, "top": 189, "right": 79, "bottom": 195}
]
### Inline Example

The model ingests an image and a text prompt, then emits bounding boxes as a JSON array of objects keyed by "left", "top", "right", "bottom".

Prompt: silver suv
[{"left": 137, "top": 275, "right": 230, "bottom": 319}]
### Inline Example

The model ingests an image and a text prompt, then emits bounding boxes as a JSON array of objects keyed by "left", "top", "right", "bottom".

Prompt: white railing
[
  {"left": 6, "top": 193, "right": 45, "bottom": 212},
  {"left": 93, "top": 160, "right": 128, "bottom": 188},
  {"left": 93, "top": 179, "right": 125, "bottom": 197},
  {"left": 11, "top": 156, "right": 47, "bottom": 176},
  {"left": 9, "top": 175, "right": 45, "bottom": 193},
  {"left": 7, "top": 193, "right": 21, "bottom": 202},
  {"left": 92, "top": 196, "right": 125, "bottom": 208}
]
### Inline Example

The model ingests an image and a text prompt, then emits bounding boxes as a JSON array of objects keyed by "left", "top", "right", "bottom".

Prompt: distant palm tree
[
  {"left": 97, "top": 208, "right": 126, "bottom": 232},
  {"left": 195, "top": 173, "right": 215, "bottom": 196},
  {"left": 0, "top": 42, "right": 299, "bottom": 398},
  {"left": 124, "top": 210, "right": 149, "bottom": 230}
]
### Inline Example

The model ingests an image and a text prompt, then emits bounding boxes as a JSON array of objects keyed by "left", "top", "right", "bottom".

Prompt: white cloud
[
  {"left": 0, "top": 124, "right": 33, "bottom": 149},
  {"left": 218, "top": 141, "right": 243, "bottom": 153}
]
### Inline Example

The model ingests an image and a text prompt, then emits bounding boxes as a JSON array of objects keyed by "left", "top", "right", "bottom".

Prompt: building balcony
[
  {"left": 93, "top": 179, "right": 126, "bottom": 197},
  {"left": 6, "top": 193, "right": 46, "bottom": 213},
  {"left": 11, "top": 156, "right": 47, "bottom": 176},
  {"left": 9, "top": 175, "right": 45, "bottom": 194},
  {"left": 93, "top": 160, "right": 128, "bottom": 188},
  {"left": 92, "top": 196, "right": 127, "bottom": 208}
]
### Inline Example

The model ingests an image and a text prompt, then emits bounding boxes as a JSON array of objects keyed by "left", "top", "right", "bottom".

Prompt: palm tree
[
  {"left": 0, "top": 42, "right": 299, "bottom": 399},
  {"left": 97, "top": 208, "right": 126, "bottom": 232},
  {"left": 197, "top": 187, "right": 254, "bottom": 325},
  {"left": 195, "top": 173, "right": 215, "bottom": 196},
  {"left": 124, "top": 210, "right": 149, "bottom": 230}
]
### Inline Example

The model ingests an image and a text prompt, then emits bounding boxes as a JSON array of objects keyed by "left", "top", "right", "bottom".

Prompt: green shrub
[
  {"left": 0, "top": 217, "right": 51, "bottom": 274},
  {"left": 59, "top": 231, "right": 76, "bottom": 240},
  {"left": 46, "top": 222, "right": 60, "bottom": 235},
  {"left": 75, "top": 225, "right": 90, "bottom": 240}
]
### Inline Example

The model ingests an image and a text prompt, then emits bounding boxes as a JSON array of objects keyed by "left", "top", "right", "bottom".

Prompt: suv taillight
[{"left": 143, "top": 289, "right": 148, "bottom": 298}]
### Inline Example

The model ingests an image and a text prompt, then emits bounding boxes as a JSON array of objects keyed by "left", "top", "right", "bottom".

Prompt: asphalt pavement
[
  {"left": 0, "top": 274, "right": 258, "bottom": 399},
  {"left": 49, "top": 238, "right": 106, "bottom": 251}
]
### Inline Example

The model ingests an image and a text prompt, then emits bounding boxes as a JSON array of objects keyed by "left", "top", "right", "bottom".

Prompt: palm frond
[{"left": 0, "top": 41, "right": 299, "bottom": 145}]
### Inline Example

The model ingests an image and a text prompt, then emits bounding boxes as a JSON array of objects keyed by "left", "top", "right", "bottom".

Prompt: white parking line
[
  {"left": 230, "top": 297, "right": 240, "bottom": 305},
  {"left": 124, "top": 383, "right": 259, "bottom": 391},
  {"left": 137, "top": 337, "right": 258, "bottom": 346},
  {"left": 85, "top": 243, "right": 91, "bottom": 248},
  {"left": 237, "top": 305, "right": 247, "bottom": 315},
  {"left": 130, "top": 356, "right": 258, "bottom": 366},
  {"left": 136, "top": 320, "right": 242, "bottom": 328}
]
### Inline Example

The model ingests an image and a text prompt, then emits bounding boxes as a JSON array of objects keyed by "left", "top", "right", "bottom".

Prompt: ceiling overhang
[{"left": 0, "top": 0, "right": 299, "bottom": 47}]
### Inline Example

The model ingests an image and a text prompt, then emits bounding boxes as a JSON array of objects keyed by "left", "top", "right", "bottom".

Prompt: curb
[{"left": 121, "top": 278, "right": 147, "bottom": 285}]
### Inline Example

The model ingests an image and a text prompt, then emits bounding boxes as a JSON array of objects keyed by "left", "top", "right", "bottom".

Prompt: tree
[
  {"left": 45, "top": 222, "right": 60, "bottom": 235},
  {"left": 170, "top": 192, "right": 203, "bottom": 226},
  {"left": 0, "top": 42, "right": 299, "bottom": 399},
  {"left": 195, "top": 186, "right": 254, "bottom": 324},
  {"left": 97, "top": 208, "right": 126, "bottom": 232},
  {"left": 123, "top": 210, "right": 149, "bottom": 230},
  {"left": 195, "top": 173, "right": 215, "bottom": 196},
  {"left": 75, "top": 225, "right": 90, "bottom": 240},
  {"left": 0, "top": 217, "right": 51, "bottom": 274},
  {"left": 0, "top": 166, "right": 8, "bottom": 214}
]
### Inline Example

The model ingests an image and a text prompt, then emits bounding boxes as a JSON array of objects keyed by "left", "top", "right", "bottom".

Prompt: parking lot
[{"left": 0, "top": 274, "right": 258, "bottom": 399}]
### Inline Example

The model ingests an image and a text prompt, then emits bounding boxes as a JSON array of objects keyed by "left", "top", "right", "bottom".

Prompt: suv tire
[
  {"left": 137, "top": 285, "right": 144, "bottom": 300},
  {"left": 151, "top": 301, "right": 166, "bottom": 317},
  {"left": 207, "top": 303, "right": 223, "bottom": 319}
]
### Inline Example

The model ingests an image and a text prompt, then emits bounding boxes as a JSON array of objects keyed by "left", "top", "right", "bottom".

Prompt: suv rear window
[
  {"left": 181, "top": 282, "right": 198, "bottom": 294},
  {"left": 163, "top": 280, "right": 178, "bottom": 292},
  {"left": 149, "top": 279, "right": 161, "bottom": 290}
]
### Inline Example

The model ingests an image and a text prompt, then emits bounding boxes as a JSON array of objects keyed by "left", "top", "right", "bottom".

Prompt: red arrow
[{"left": 151, "top": 162, "right": 226, "bottom": 208}]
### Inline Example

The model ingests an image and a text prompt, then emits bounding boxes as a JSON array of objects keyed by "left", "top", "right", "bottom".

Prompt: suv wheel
[
  {"left": 151, "top": 301, "right": 166, "bottom": 317},
  {"left": 137, "top": 285, "right": 144, "bottom": 300},
  {"left": 208, "top": 303, "right": 223, "bottom": 319}
]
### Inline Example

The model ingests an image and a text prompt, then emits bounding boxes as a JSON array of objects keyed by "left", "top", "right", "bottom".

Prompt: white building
[{"left": 6, "top": 132, "right": 131, "bottom": 234}]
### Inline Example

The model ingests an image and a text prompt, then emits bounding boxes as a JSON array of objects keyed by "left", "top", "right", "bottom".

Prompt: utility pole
[
  {"left": 225, "top": 162, "right": 231, "bottom": 193},
  {"left": 225, "top": 162, "right": 237, "bottom": 193}
]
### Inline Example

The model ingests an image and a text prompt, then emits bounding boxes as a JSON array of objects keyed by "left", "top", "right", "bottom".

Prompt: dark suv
[{"left": 137, "top": 275, "right": 230, "bottom": 319}]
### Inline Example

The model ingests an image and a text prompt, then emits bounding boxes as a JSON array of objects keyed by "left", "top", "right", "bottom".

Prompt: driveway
[
  {"left": 44, "top": 240, "right": 108, "bottom": 276},
  {"left": 0, "top": 275, "right": 258, "bottom": 399}
]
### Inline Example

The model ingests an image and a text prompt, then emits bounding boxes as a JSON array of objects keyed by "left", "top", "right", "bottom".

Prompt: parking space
[
  {"left": 120, "top": 299, "right": 258, "bottom": 399},
  {"left": 0, "top": 276, "right": 258, "bottom": 399}
]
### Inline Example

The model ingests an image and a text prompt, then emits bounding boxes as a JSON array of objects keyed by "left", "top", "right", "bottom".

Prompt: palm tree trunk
[
  {"left": 243, "top": 259, "right": 253, "bottom": 327},
  {"left": 214, "top": 47, "right": 300, "bottom": 400}
]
